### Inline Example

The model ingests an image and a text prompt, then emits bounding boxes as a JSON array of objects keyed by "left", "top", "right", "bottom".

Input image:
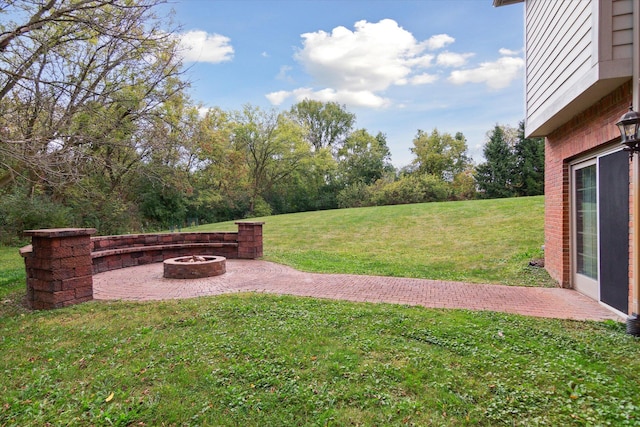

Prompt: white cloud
[
  {"left": 265, "top": 90, "right": 291, "bottom": 105},
  {"left": 197, "top": 107, "right": 210, "bottom": 117},
  {"left": 436, "top": 51, "right": 474, "bottom": 67},
  {"left": 423, "top": 34, "right": 455, "bottom": 50},
  {"left": 294, "top": 19, "right": 444, "bottom": 93},
  {"left": 177, "top": 30, "right": 234, "bottom": 63},
  {"left": 266, "top": 87, "right": 390, "bottom": 108},
  {"left": 406, "top": 54, "right": 435, "bottom": 68},
  {"left": 268, "top": 19, "right": 455, "bottom": 109},
  {"left": 410, "top": 73, "right": 439, "bottom": 85},
  {"left": 448, "top": 56, "right": 524, "bottom": 89},
  {"left": 499, "top": 47, "right": 521, "bottom": 56},
  {"left": 267, "top": 19, "right": 519, "bottom": 110}
]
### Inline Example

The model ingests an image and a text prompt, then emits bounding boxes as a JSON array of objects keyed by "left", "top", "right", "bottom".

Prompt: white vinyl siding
[
  {"left": 612, "top": 0, "right": 634, "bottom": 58},
  {"left": 525, "top": 0, "right": 593, "bottom": 123},
  {"left": 524, "top": 0, "right": 633, "bottom": 137}
]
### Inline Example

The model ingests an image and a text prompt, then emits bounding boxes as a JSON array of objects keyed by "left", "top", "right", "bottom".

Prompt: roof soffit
[{"left": 493, "top": 0, "right": 524, "bottom": 7}]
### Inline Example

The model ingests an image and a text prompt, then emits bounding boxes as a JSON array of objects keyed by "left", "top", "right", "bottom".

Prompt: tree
[
  {"left": 0, "top": 0, "right": 187, "bottom": 235},
  {"left": 475, "top": 125, "right": 517, "bottom": 198},
  {"left": 410, "top": 129, "right": 471, "bottom": 181},
  {"left": 187, "top": 107, "right": 253, "bottom": 223},
  {"left": 267, "top": 147, "right": 338, "bottom": 213},
  {"left": 451, "top": 167, "right": 477, "bottom": 200},
  {"left": 288, "top": 100, "right": 355, "bottom": 153},
  {"left": 514, "top": 121, "right": 545, "bottom": 196},
  {"left": 337, "top": 129, "right": 394, "bottom": 187},
  {"left": 0, "top": 0, "right": 185, "bottom": 192},
  {"left": 232, "top": 105, "right": 312, "bottom": 216}
]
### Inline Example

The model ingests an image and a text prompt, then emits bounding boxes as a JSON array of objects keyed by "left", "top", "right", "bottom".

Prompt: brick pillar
[
  {"left": 22, "top": 228, "right": 96, "bottom": 310},
  {"left": 236, "top": 222, "right": 264, "bottom": 259}
]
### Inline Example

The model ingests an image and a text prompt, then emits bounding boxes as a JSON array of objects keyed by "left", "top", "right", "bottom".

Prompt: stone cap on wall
[{"left": 24, "top": 228, "right": 97, "bottom": 238}]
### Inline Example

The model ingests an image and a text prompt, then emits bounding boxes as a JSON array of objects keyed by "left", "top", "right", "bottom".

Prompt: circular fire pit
[{"left": 163, "top": 255, "right": 226, "bottom": 279}]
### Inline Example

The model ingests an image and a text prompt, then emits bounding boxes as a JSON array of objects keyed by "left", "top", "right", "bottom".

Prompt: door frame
[
  {"left": 570, "top": 145, "right": 629, "bottom": 315},
  {"left": 571, "top": 158, "right": 599, "bottom": 300}
]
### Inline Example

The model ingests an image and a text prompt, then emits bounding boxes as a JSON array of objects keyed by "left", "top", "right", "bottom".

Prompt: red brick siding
[{"left": 544, "top": 80, "right": 632, "bottom": 289}]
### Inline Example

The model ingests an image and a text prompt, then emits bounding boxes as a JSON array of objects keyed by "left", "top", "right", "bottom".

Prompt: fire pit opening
[{"left": 163, "top": 255, "right": 226, "bottom": 279}]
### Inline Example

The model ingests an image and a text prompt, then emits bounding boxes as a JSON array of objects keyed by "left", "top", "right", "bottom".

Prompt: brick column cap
[
  {"left": 19, "top": 245, "right": 33, "bottom": 258},
  {"left": 24, "top": 228, "right": 97, "bottom": 238},
  {"left": 235, "top": 221, "right": 265, "bottom": 226}
]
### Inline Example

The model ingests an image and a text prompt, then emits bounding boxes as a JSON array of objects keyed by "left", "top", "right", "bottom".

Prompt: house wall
[
  {"left": 544, "top": 80, "right": 632, "bottom": 287},
  {"left": 524, "top": 0, "right": 633, "bottom": 136},
  {"left": 526, "top": 0, "right": 594, "bottom": 125}
]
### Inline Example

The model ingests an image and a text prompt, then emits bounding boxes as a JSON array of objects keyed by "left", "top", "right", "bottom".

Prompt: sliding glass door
[
  {"left": 573, "top": 161, "right": 598, "bottom": 299},
  {"left": 571, "top": 150, "right": 629, "bottom": 313}
]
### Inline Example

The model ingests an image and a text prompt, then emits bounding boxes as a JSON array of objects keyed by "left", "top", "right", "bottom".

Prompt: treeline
[{"left": 0, "top": 0, "right": 544, "bottom": 243}]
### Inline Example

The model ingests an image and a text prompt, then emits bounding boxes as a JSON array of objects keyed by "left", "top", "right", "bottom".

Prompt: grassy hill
[
  {"left": 1, "top": 195, "right": 550, "bottom": 304},
  {"left": 190, "top": 195, "right": 553, "bottom": 287}
]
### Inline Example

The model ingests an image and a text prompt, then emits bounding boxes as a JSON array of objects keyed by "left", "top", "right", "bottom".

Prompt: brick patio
[{"left": 93, "top": 259, "right": 622, "bottom": 322}]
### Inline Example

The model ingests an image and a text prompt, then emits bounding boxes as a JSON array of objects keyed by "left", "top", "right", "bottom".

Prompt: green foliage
[
  {"left": 136, "top": 165, "right": 191, "bottom": 230},
  {"left": 1, "top": 0, "right": 184, "bottom": 158},
  {"left": 475, "top": 125, "right": 518, "bottom": 198},
  {"left": 451, "top": 169, "right": 477, "bottom": 200},
  {"left": 187, "top": 107, "right": 253, "bottom": 222},
  {"left": 70, "top": 191, "right": 141, "bottom": 235},
  {"left": 410, "top": 129, "right": 471, "bottom": 181},
  {"left": 372, "top": 174, "right": 450, "bottom": 205},
  {"left": 337, "top": 129, "right": 394, "bottom": 187},
  {"left": 0, "top": 1, "right": 543, "bottom": 234},
  {"left": 0, "top": 0, "right": 186, "bottom": 235},
  {"left": 514, "top": 121, "right": 545, "bottom": 196},
  {"left": 266, "top": 146, "right": 339, "bottom": 214},
  {"left": 289, "top": 99, "right": 355, "bottom": 151},
  {"left": 232, "top": 105, "right": 313, "bottom": 217},
  {"left": 337, "top": 182, "right": 375, "bottom": 208},
  {"left": 475, "top": 123, "right": 545, "bottom": 199},
  {"left": 139, "top": 185, "right": 188, "bottom": 230},
  {"left": 0, "top": 186, "right": 73, "bottom": 244},
  {"left": 247, "top": 196, "right": 273, "bottom": 218}
]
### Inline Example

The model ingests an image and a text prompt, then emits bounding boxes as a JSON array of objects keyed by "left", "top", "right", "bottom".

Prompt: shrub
[
  {"left": 373, "top": 174, "right": 450, "bottom": 205},
  {"left": 0, "top": 187, "right": 74, "bottom": 244},
  {"left": 247, "top": 196, "right": 273, "bottom": 218},
  {"left": 337, "top": 182, "right": 374, "bottom": 208}
]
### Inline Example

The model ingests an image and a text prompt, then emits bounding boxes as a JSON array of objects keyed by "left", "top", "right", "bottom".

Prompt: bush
[
  {"left": 373, "top": 174, "right": 450, "bottom": 205},
  {"left": 451, "top": 170, "right": 477, "bottom": 200},
  {"left": 69, "top": 192, "right": 141, "bottom": 235},
  {"left": 0, "top": 188, "right": 74, "bottom": 244},
  {"left": 337, "top": 182, "right": 374, "bottom": 208},
  {"left": 247, "top": 196, "right": 273, "bottom": 218}
]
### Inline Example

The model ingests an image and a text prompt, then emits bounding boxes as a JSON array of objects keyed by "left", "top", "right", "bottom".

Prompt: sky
[{"left": 165, "top": 0, "right": 525, "bottom": 167}]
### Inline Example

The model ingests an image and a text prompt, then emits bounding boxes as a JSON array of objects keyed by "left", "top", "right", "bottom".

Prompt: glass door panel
[{"left": 575, "top": 165, "right": 598, "bottom": 279}]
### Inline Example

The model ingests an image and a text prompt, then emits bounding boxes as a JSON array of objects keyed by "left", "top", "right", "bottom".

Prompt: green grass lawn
[
  {"left": 1, "top": 196, "right": 639, "bottom": 426},
  {"left": 1, "top": 296, "right": 639, "bottom": 426},
  {"left": 0, "top": 245, "right": 25, "bottom": 303},
  {"left": 191, "top": 195, "right": 553, "bottom": 287}
]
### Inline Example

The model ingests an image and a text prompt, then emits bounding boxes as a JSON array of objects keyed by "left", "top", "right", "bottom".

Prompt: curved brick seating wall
[
  {"left": 91, "top": 232, "right": 239, "bottom": 274},
  {"left": 20, "top": 222, "right": 263, "bottom": 310}
]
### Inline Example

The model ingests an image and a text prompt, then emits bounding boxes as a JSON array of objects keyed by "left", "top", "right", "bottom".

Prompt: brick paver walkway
[{"left": 93, "top": 259, "right": 622, "bottom": 321}]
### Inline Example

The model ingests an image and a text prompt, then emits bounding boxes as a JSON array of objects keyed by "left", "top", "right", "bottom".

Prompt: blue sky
[{"left": 167, "top": 0, "right": 525, "bottom": 167}]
